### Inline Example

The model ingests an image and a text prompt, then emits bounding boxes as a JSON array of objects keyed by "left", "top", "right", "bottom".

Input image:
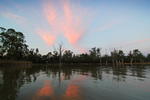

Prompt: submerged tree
[{"left": 53, "top": 43, "right": 65, "bottom": 66}]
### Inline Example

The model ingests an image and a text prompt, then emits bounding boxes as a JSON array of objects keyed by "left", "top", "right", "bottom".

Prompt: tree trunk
[
  {"left": 100, "top": 56, "right": 102, "bottom": 65},
  {"left": 121, "top": 58, "right": 124, "bottom": 63},
  {"left": 130, "top": 57, "right": 133, "bottom": 64},
  {"left": 59, "top": 57, "right": 62, "bottom": 66},
  {"left": 116, "top": 59, "right": 118, "bottom": 65},
  {"left": 106, "top": 60, "right": 108, "bottom": 66}
]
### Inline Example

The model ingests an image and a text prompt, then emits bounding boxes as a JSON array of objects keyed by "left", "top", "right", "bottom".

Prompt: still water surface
[{"left": 0, "top": 65, "right": 150, "bottom": 100}]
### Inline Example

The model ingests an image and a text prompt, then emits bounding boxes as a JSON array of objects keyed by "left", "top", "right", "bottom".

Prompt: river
[{"left": 0, "top": 65, "right": 150, "bottom": 100}]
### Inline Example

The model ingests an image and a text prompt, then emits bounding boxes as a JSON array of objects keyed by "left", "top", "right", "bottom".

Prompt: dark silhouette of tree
[
  {"left": 103, "top": 53, "right": 109, "bottom": 66},
  {"left": 118, "top": 50, "right": 125, "bottom": 64},
  {"left": 111, "top": 49, "right": 118, "bottom": 65},
  {"left": 0, "top": 27, "right": 6, "bottom": 32},
  {"left": 89, "top": 47, "right": 102, "bottom": 63},
  {"left": 0, "top": 28, "right": 28, "bottom": 60},
  {"left": 97, "top": 47, "right": 102, "bottom": 65},
  {"left": 127, "top": 51, "right": 133, "bottom": 64},
  {"left": 133, "top": 49, "right": 144, "bottom": 63},
  {"left": 62, "top": 50, "right": 73, "bottom": 63},
  {"left": 1, "top": 27, "right": 150, "bottom": 64},
  {"left": 146, "top": 54, "right": 150, "bottom": 62},
  {"left": 89, "top": 47, "right": 97, "bottom": 57},
  {"left": 53, "top": 43, "right": 65, "bottom": 66}
]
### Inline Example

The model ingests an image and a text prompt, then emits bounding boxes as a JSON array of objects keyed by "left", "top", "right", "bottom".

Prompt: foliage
[
  {"left": 0, "top": 27, "right": 28, "bottom": 60},
  {"left": 0, "top": 27, "right": 149, "bottom": 64}
]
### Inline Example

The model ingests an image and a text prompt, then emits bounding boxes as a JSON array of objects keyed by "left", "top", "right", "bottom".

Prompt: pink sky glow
[{"left": 39, "top": 0, "right": 91, "bottom": 48}]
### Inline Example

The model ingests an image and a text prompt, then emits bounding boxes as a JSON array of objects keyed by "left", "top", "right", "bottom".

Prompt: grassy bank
[
  {"left": 1, "top": 60, "right": 150, "bottom": 67},
  {"left": 0, "top": 60, "right": 32, "bottom": 67},
  {"left": 33, "top": 62, "right": 150, "bottom": 66}
]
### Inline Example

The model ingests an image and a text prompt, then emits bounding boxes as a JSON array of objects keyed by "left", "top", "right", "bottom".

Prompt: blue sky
[{"left": 0, "top": 0, "right": 150, "bottom": 55}]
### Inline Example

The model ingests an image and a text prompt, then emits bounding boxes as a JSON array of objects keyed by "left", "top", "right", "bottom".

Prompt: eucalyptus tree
[
  {"left": 97, "top": 47, "right": 102, "bottom": 64},
  {"left": 89, "top": 47, "right": 97, "bottom": 57},
  {"left": 0, "top": 27, "right": 6, "bottom": 58},
  {"left": 111, "top": 49, "right": 118, "bottom": 65},
  {"left": 127, "top": 51, "right": 133, "bottom": 64},
  {"left": 62, "top": 50, "right": 73, "bottom": 63},
  {"left": 89, "top": 47, "right": 102, "bottom": 64},
  {"left": 118, "top": 50, "right": 125, "bottom": 63},
  {"left": 146, "top": 53, "right": 150, "bottom": 62},
  {"left": 103, "top": 53, "right": 109, "bottom": 66},
  {"left": 46, "top": 52, "right": 52, "bottom": 62},
  {"left": 133, "top": 49, "right": 144, "bottom": 62},
  {"left": 0, "top": 27, "right": 28, "bottom": 60}
]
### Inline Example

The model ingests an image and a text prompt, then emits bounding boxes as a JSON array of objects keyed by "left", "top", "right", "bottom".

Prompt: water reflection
[
  {"left": 32, "top": 76, "right": 83, "bottom": 100},
  {"left": 32, "top": 80, "right": 54, "bottom": 100},
  {"left": 0, "top": 65, "right": 150, "bottom": 100},
  {"left": 63, "top": 84, "right": 81, "bottom": 100}
]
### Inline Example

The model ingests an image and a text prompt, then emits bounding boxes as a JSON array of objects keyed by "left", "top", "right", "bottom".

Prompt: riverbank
[
  {"left": 1, "top": 60, "right": 150, "bottom": 67},
  {"left": 0, "top": 60, "right": 32, "bottom": 67},
  {"left": 33, "top": 62, "right": 150, "bottom": 66}
]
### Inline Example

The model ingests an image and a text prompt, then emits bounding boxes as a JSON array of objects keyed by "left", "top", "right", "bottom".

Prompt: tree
[
  {"left": 146, "top": 53, "right": 150, "bottom": 62},
  {"left": 53, "top": 43, "right": 65, "bottom": 66},
  {"left": 118, "top": 50, "right": 125, "bottom": 63},
  {"left": 127, "top": 51, "right": 133, "bottom": 64},
  {"left": 0, "top": 27, "right": 6, "bottom": 58},
  {"left": 103, "top": 53, "right": 109, "bottom": 66},
  {"left": 133, "top": 49, "right": 143, "bottom": 63},
  {"left": 97, "top": 47, "right": 102, "bottom": 65},
  {"left": 0, "top": 27, "right": 6, "bottom": 32},
  {"left": 111, "top": 49, "right": 118, "bottom": 65},
  {"left": 0, "top": 28, "right": 28, "bottom": 60},
  {"left": 89, "top": 47, "right": 97, "bottom": 57},
  {"left": 62, "top": 50, "right": 73, "bottom": 63},
  {"left": 89, "top": 47, "right": 102, "bottom": 64}
]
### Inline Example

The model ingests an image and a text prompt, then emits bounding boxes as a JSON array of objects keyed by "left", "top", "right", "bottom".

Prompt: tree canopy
[
  {"left": 0, "top": 27, "right": 28, "bottom": 60},
  {"left": 0, "top": 27, "right": 150, "bottom": 64}
]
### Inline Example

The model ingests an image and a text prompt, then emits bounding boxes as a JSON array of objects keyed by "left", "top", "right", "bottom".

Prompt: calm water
[{"left": 0, "top": 65, "right": 150, "bottom": 100}]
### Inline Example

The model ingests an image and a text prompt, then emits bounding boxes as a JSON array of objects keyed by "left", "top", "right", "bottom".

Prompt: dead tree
[{"left": 53, "top": 43, "right": 65, "bottom": 66}]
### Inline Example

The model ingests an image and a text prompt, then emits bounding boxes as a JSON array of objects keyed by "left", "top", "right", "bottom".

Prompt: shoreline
[
  {"left": 0, "top": 60, "right": 150, "bottom": 67},
  {"left": 0, "top": 60, "right": 32, "bottom": 67},
  {"left": 33, "top": 62, "right": 150, "bottom": 66}
]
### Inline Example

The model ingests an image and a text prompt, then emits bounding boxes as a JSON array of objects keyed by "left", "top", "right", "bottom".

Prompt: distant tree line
[{"left": 0, "top": 27, "right": 150, "bottom": 64}]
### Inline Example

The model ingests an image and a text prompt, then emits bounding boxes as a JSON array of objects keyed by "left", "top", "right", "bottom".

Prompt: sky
[{"left": 0, "top": 0, "right": 150, "bottom": 56}]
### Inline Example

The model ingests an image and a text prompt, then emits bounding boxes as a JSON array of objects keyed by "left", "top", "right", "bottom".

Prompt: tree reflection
[
  {"left": 0, "top": 65, "right": 148, "bottom": 100},
  {"left": 130, "top": 65, "right": 146, "bottom": 78},
  {"left": 0, "top": 66, "right": 39, "bottom": 100}
]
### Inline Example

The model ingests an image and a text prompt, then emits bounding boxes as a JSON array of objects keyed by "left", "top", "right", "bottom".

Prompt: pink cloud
[
  {"left": 97, "top": 22, "right": 114, "bottom": 31},
  {"left": 43, "top": 1, "right": 56, "bottom": 26},
  {"left": 95, "top": 19, "right": 124, "bottom": 32},
  {"left": 62, "top": 0, "right": 91, "bottom": 45},
  {"left": 39, "top": 0, "right": 91, "bottom": 53},
  {"left": 126, "top": 38, "right": 150, "bottom": 47},
  {"left": 106, "top": 38, "right": 150, "bottom": 51},
  {"left": 63, "top": 0, "right": 72, "bottom": 26},
  {"left": 74, "top": 44, "right": 88, "bottom": 53},
  {"left": 37, "top": 29, "right": 56, "bottom": 46},
  {"left": 1, "top": 12, "right": 27, "bottom": 25}
]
